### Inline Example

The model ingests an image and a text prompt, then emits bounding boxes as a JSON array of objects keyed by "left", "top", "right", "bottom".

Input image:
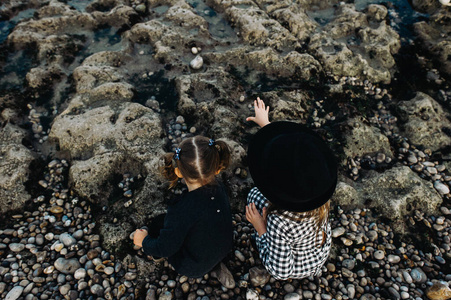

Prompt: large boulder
[
  {"left": 332, "top": 166, "right": 443, "bottom": 233},
  {"left": 49, "top": 102, "right": 164, "bottom": 202},
  {"left": 396, "top": 92, "right": 451, "bottom": 151},
  {"left": 0, "top": 124, "right": 36, "bottom": 214}
]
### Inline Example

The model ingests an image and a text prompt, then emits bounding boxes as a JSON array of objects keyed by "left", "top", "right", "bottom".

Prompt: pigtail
[
  {"left": 160, "top": 152, "right": 179, "bottom": 188},
  {"left": 215, "top": 140, "right": 231, "bottom": 172}
]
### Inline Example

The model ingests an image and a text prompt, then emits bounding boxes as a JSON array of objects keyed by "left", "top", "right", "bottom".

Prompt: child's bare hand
[
  {"left": 245, "top": 203, "right": 267, "bottom": 237},
  {"left": 246, "top": 97, "right": 270, "bottom": 128},
  {"left": 133, "top": 229, "right": 148, "bottom": 248}
]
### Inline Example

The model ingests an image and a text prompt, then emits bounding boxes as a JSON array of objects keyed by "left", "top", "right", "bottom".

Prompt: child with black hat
[{"left": 245, "top": 97, "right": 338, "bottom": 280}]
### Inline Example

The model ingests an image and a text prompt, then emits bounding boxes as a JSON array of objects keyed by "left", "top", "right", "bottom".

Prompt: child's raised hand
[
  {"left": 245, "top": 202, "right": 267, "bottom": 237},
  {"left": 133, "top": 228, "right": 148, "bottom": 248},
  {"left": 246, "top": 97, "right": 270, "bottom": 128}
]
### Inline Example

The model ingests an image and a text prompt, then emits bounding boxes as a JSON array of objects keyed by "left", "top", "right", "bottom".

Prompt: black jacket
[{"left": 142, "top": 182, "right": 233, "bottom": 277}]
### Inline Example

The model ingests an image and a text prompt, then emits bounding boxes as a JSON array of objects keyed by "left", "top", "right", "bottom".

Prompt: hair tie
[
  {"left": 174, "top": 148, "right": 181, "bottom": 160},
  {"left": 208, "top": 139, "right": 215, "bottom": 147}
]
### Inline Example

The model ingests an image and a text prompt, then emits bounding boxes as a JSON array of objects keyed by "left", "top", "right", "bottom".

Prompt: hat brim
[{"left": 248, "top": 121, "right": 337, "bottom": 212}]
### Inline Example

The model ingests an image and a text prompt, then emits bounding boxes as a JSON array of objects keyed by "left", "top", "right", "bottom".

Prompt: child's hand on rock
[
  {"left": 246, "top": 97, "right": 270, "bottom": 128},
  {"left": 133, "top": 228, "right": 148, "bottom": 248}
]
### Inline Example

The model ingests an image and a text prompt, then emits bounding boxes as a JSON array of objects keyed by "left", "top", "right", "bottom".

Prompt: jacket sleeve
[
  {"left": 141, "top": 203, "right": 194, "bottom": 258},
  {"left": 255, "top": 215, "right": 295, "bottom": 280}
]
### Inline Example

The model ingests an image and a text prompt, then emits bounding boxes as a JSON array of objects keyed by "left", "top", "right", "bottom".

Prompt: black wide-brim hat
[{"left": 248, "top": 121, "right": 338, "bottom": 212}]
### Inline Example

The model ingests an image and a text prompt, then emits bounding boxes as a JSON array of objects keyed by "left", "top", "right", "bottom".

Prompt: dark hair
[{"left": 161, "top": 136, "right": 231, "bottom": 188}]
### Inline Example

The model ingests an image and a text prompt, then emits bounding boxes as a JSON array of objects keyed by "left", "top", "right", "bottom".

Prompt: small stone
[
  {"left": 342, "top": 259, "right": 355, "bottom": 270},
  {"left": 388, "top": 255, "right": 401, "bottom": 264},
  {"left": 235, "top": 250, "right": 245, "bottom": 262},
  {"left": 283, "top": 284, "right": 295, "bottom": 293},
  {"left": 411, "top": 268, "right": 427, "bottom": 283},
  {"left": 74, "top": 268, "right": 86, "bottom": 280},
  {"left": 5, "top": 286, "right": 24, "bottom": 300},
  {"left": 249, "top": 266, "right": 270, "bottom": 287},
  {"left": 376, "top": 153, "right": 386, "bottom": 163},
  {"left": 59, "top": 233, "right": 76, "bottom": 247},
  {"left": 388, "top": 287, "right": 401, "bottom": 299},
  {"left": 402, "top": 270, "right": 413, "bottom": 284},
  {"left": 426, "top": 282, "right": 451, "bottom": 300},
  {"left": 284, "top": 293, "right": 300, "bottom": 300},
  {"left": 181, "top": 282, "right": 190, "bottom": 293},
  {"left": 9, "top": 243, "right": 24, "bottom": 252},
  {"left": 135, "top": 4, "right": 146, "bottom": 13},
  {"left": 332, "top": 227, "right": 345, "bottom": 237},
  {"left": 189, "top": 55, "right": 203, "bottom": 69},
  {"left": 191, "top": 47, "right": 198, "bottom": 55},
  {"left": 54, "top": 258, "right": 81, "bottom": 274},
  {"left": 159, "top": 291, "right": 173, "bottom": 300},
  {"left": 90, "top": 284, "right": 104, "bottom": 296},
  {"left": 374, "top": 250, "right": 385, "bottom": 260},
  {"left": 303, "top": 291, "right": 314, "bottom": 299},
  {"left": 104, "top": 267, "right": 114, "bottom": 275},
  {"left": 246, "top": 289, "right": 259, "bottom": 300},
  {"left": 239, "top": 95, "right": 245, "bottom": 102},
  {"left": 59, "top": 284, "right": 71, "bottom": 295},
  {"left": 434, "top": 181, "right": 450, "bottom": 195}
]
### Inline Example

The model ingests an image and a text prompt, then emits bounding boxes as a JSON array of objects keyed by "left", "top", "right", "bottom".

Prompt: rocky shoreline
[{"left": 0, "top": 0, "right": 450, "bottom": 299}]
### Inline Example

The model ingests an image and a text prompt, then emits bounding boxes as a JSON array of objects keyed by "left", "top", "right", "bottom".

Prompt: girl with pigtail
[{"left": 133, "top": 136, "right": 235, "bottom": 285}]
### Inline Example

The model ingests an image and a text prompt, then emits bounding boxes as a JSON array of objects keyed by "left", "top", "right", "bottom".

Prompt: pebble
[
  {"left": 8, "top": 243, "right": 24, "bottom": 252},
  {"left": 54, "top": 258, "right": 81, "bottom": 274},
  {"left": 332, "top": 227, "right": 345, "bottom": 237},
  {"left": 410, "top": 268, "right": 427, "bottom": 283},
  {"left": 284, "top": 293, "right": 300, "bottom": 300},
  {"left": 5, "top": 286, "right": 23, "bottom": 300},
  {"left": 434, "top": 181, "right": 450, "bottom": 195},
  {"left": 374, "top": 250, "right": 385, "bottom": 260},
  {"left": 190, "top": 55, "right": 203, "bottom": 69},
  {"left": 246, "top": 289, "right": 259, "bottom": 300},
  {"left": 74, "top": 268, "right": 86, "bottom": 279}
]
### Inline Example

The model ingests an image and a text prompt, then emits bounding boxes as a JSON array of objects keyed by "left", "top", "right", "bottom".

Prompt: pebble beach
[{"left": 1, "top": 0, "right": 450, "bottom": 299}]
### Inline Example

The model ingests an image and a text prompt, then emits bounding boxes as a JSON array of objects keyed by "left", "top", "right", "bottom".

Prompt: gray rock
[
  {"left": 342, "top": 259, "right": 356, "bottom": 270},
  {"left": 332, "top": 227, "right": 346, "bottom": 238},
  {"left": 284, "top": 293, "right": 300, "bottom": 300},
  {"left": 90, "top": 284, "right": 104, "bottom": 296},
  {"left": 8, "top": 243, "right": 24, "bottom": 252},
  {"left": 410, "top": 268, "right": 427, "bottom": 283},
  {"left": 5, "top": 286, "right": 24, "bottom": 300},
  {"left": 434, "top": 181, "right": 450, "bottom": 195},
  {"left": 54, "top": 258, "right": 81, "bottom": 274},
  {"left": 74, "top": 268, "right": 86, "bottom": 280},
  {"left": 59, "top": 233, "right": 76, "bottom": 247}
]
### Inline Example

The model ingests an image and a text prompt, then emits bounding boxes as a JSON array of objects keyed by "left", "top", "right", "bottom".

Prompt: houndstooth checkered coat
[{"left": 247, "top": 187, "right": 331, "bottom": 280}]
